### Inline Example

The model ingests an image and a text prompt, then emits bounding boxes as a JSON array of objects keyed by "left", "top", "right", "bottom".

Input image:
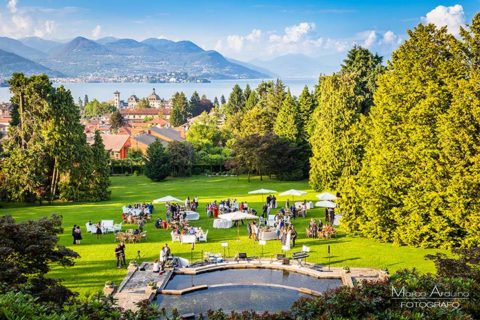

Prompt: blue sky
[{"left": 1, "top": 0, "right": 479, "bottom": 61}]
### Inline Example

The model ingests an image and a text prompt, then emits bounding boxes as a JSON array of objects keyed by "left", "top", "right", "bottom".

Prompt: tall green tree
[
  {"left": 342, "top": 23, "right": 469, "bottom": 247},
  {"left": 309, "top": 73, "right": 363, "bottom": 191},
  {"left": 297, "top": 85, "right": 315, "bottom": 139},
  {"left": 189, "top": 91, "right": 201, "bottom": 116},
  {"left": 109, "top": 110, "right": 125, "bottom": 132},
  {"left": 223, "top": 84, "right": 244, "bottom": 116},
  {"left": 1, "top": 74, "right": 105, "bottom": 202},
  {"left": 83, "top": 99, "right": 116, "bottom": 117},
  {"left": 169, "top": 92, "right": 190, "bottom": 127},
  {"left": 244, "top": 90, "right": 258, "bottom": 111},
  {"left": 144, "top": 140, "right": 170, "bottom": 181},
  {"left": 341, "top": 45, "right": 384, "bottom": 114},
  {"left": 167, "top": 141, "right": 195, "bottom": 177},
  {"left": 89, "top": 131, "right": 111, "bottom": 201},
  {"left": 273, "top": 90, "right": 300, "bottom": 142}
]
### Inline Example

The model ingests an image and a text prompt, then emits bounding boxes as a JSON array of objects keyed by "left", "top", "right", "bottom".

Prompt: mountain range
[{"left": 0, "top": 36, "right": 270, "bottom": 79}]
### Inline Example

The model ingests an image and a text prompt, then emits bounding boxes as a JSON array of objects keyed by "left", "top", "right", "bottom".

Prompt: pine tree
[
  {"left": 220, "top": 95, "right": 226, "bottom": 105},
  {"left": 243, "top": 84, "right": 252, "bottom": 102},
  {"left": 144, "top": 140, "right": 170, "bottom": 181},
  {"left": 189, "top": 91, "right": 201, "bottom": 116},
  {"left": 297, "top": 85, "right": 315, "bottom": 139},
  {"left": 309, "top": 73, "right": 362, "bottom": 191},
  {"left": 239, "top": 105, "right": 270, "bottom": 138},
  {"left": 90, "top": 131, "right": 111, "bottom": 200},
  {"left": 244, "top": 90, "right": 258, "bottom": 111},
  {"left": 224, "top": 84, "right": 244, "bottom": 115},
  {"left": 273, "top": 90, "right": 299, "bottom": 142},
  {"left": 344, "top": 23, "right": 466, "bottom": 247},
  {"left": 169, "top": 92, "right": 189, "bottom": 126},
  {"left": 213, "top": 96, "right": 219, "bottom": 108}
]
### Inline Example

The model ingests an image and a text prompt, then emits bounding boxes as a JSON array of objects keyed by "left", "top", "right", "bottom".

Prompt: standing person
[
  {"left": 285, "top": 199, "right": 290, "bottom": 208},
  {"left": 115, "top": 241, "right": 126, "bottom": 268},
  {"left": 325, "top": 209, "right": 330, "bottom": 224},
  {"left": 96, "top": 221, "right": 103, "bottom": 239},
  {"left": 330, "top": 209, "right": 335, "bottom": 226},
  {"left": 160, "top": 243, "right": 170, "bottom": 271},
  {"left": 137, "top": 218, "right": 145, "bottom": 232},
  {"left": 247, "top": 222, "right": 252, "bottom": 239},
  {"left": 72, "top": 225, "right": 77, "bottom": 245},
  {"left": 75, "top": 226, "right": 82, "bottom": 244},
  {"left": 291, "top": 226, "right": 297, "bottom": 247}
]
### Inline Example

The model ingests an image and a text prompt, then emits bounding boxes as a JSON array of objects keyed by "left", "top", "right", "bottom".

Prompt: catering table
[
  {"left": 213, "top": 219, "right": 233, "bottom": 229},
  {"left": 182, "top": 211, "right": 200, "bottom": 221},
  {"left": 258, "top": 230, "right": 278, "bottom": 241}
]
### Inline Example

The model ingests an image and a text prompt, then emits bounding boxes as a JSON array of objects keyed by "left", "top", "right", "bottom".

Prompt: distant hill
[
  {"left": 0, "top": 49, "right": 62, "bottom": 77},
  {"left": 0, "top": 36, "right": 271, "bottom": 80},
  {"left": 41, "top": 36, "right": 269, "bottom": 79},
  {"left": 227, "top": 58, "right": 277, "bottom": 78},
  {"left": 0, "top": 37, "right": 46, "bottom": 61},
  {"left": 19, "top": 37, "right": 62, "bottom": 54}
]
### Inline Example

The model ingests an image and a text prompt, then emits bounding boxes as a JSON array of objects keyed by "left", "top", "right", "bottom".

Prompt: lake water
[{"left": 0, "top": 78, "right": 317, "bottom": 103}]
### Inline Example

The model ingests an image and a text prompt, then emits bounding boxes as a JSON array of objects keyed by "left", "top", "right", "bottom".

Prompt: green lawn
[{"left": 1, "top": 175, "right": 446, "bottom": 296}]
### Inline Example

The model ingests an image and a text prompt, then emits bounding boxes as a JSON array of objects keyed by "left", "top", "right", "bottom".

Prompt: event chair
[{"left": 198, "top": 230, "right": 208, "bottom": 242}]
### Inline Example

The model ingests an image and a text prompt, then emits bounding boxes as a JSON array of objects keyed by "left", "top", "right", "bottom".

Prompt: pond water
[
  {"left": 155, "top": 268, "right": 342, "bottom": 314},
  {"left": 156, "top": 285, "right": 307, "bottom": 314},
  {"left": 165, "top": 268, "right": 342, "bottom": 293}
]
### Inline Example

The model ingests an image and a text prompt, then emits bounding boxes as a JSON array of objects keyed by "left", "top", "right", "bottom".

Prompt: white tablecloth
[
  {"left": 213, "top": 219, "right": 233, "bottom": 229},
  {"left": 183, "top": 211, "right": 200, "bottom": 221},
  {"left": 259, "top": 230, "right": 278, "bottom": 241}
]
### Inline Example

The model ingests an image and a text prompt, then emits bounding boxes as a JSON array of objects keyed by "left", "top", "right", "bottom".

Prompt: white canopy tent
[
  {"left": 218, "top": 211, "right": 259, "bottom": 240},
  {"left": 152, "top": 195, "right": 182, "bottom": 203},
  {"left": 280, "top": 189, "right": 307, "bottom": 201},
  {"left": 316, "top": 192, "right": 337, "bottom": 201},
  {"left": 315, "top": 200, "right": 337, "bottom": 208}
]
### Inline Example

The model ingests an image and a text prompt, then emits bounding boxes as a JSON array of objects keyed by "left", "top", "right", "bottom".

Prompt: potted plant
[
  {"left": 128, "top": 260, "right": 138, "bottom": 272},
  {"left": 146, "top": 281, "right": 157, "bottom": 294},
  {"left": 103, "top": 281, "right": 115, "bottom": 295}
]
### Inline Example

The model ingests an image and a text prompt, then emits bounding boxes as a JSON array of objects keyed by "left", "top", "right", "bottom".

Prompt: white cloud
[
  {"left": 7, "top": 0, "right": 17, "bottom": 13},
  {"left": 383, "top": 31, "right": 396, "bottom": 43},
  {"left": 215, "top": 22, "right": 352, "bottom": 60},
  {"left": 423, "top": 4, "right": 465, "bottom": 36},
  {"left": 91, "top": 25, "right": 102, "bottom": 39},
  {"left": 0, "top": 0, "right": 60, "bottom": 38},
  {"left": 361, "top": 30, "right": 377, "bottom": 48}
]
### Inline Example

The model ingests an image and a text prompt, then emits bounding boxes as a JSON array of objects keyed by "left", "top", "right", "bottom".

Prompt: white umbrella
[
  {"left": 315, "top": 200, "right": 337, "bottom": 208},
  {"left": 248, "top": 188, "right": 277, "bottom": 205},
  {"left": 218, "top": 211, "right": 259, "bottom": 240},
  {"left": 316, "top": 192, "right": 337, "bottom": 201},
  {"left": 248, "top": 189, "right": 277, "bottom": 195},
  {"left": 152, "top": 195, "right": 182, "bottom": 203},
  {"left": 280, "top": 189, "right": 307, "bottom": 202},
  {"left": 219, "top": 211, "right": 259, "bottom": 221}
]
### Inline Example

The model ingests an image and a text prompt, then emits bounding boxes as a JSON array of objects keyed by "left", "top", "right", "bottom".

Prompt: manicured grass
[{"left": 1, "top": 175, "right": 446, "bottom": 296}]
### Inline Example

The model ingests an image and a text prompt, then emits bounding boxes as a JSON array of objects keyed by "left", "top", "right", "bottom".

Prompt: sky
[{"left": 0, "top": 0, "right": 479, "bottom": 63}]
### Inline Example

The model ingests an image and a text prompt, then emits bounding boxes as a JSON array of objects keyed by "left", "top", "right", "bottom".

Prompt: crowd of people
[
  {"left": 121, "top": 203, "right": 154, "bottom": 223},
  {"left": 206, "top": 199, "right": 254, "bottom": 217}
]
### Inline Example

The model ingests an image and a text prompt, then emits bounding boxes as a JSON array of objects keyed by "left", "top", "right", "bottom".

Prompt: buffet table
[
  {"left": 258, "top": 229, "right": 278, "bottom": 241},
  {"left": 213, "top": 219, "right": 233, "bottom": 229},
  {"left": 182, "top": 211, "right": 200, "bottom": 221}
]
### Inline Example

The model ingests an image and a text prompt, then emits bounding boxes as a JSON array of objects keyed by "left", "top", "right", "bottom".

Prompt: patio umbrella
[
  {"left": 316, "top": 192, "right": 337, "bottom": 201},
  {"left": 248, "top": 188, "right": 277, "bottom": 205},
  {"left": 280, "top": 189, "right": 307, "bottom": 202},
  {"left": 152, "top": 195, "right": 182, "bottom": 203},
  {"left": 315, "top": 200, "right": 337, "bottom": 208},
  {"left": 218, "top": 211, "right": 259, "bottom": 240}
]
